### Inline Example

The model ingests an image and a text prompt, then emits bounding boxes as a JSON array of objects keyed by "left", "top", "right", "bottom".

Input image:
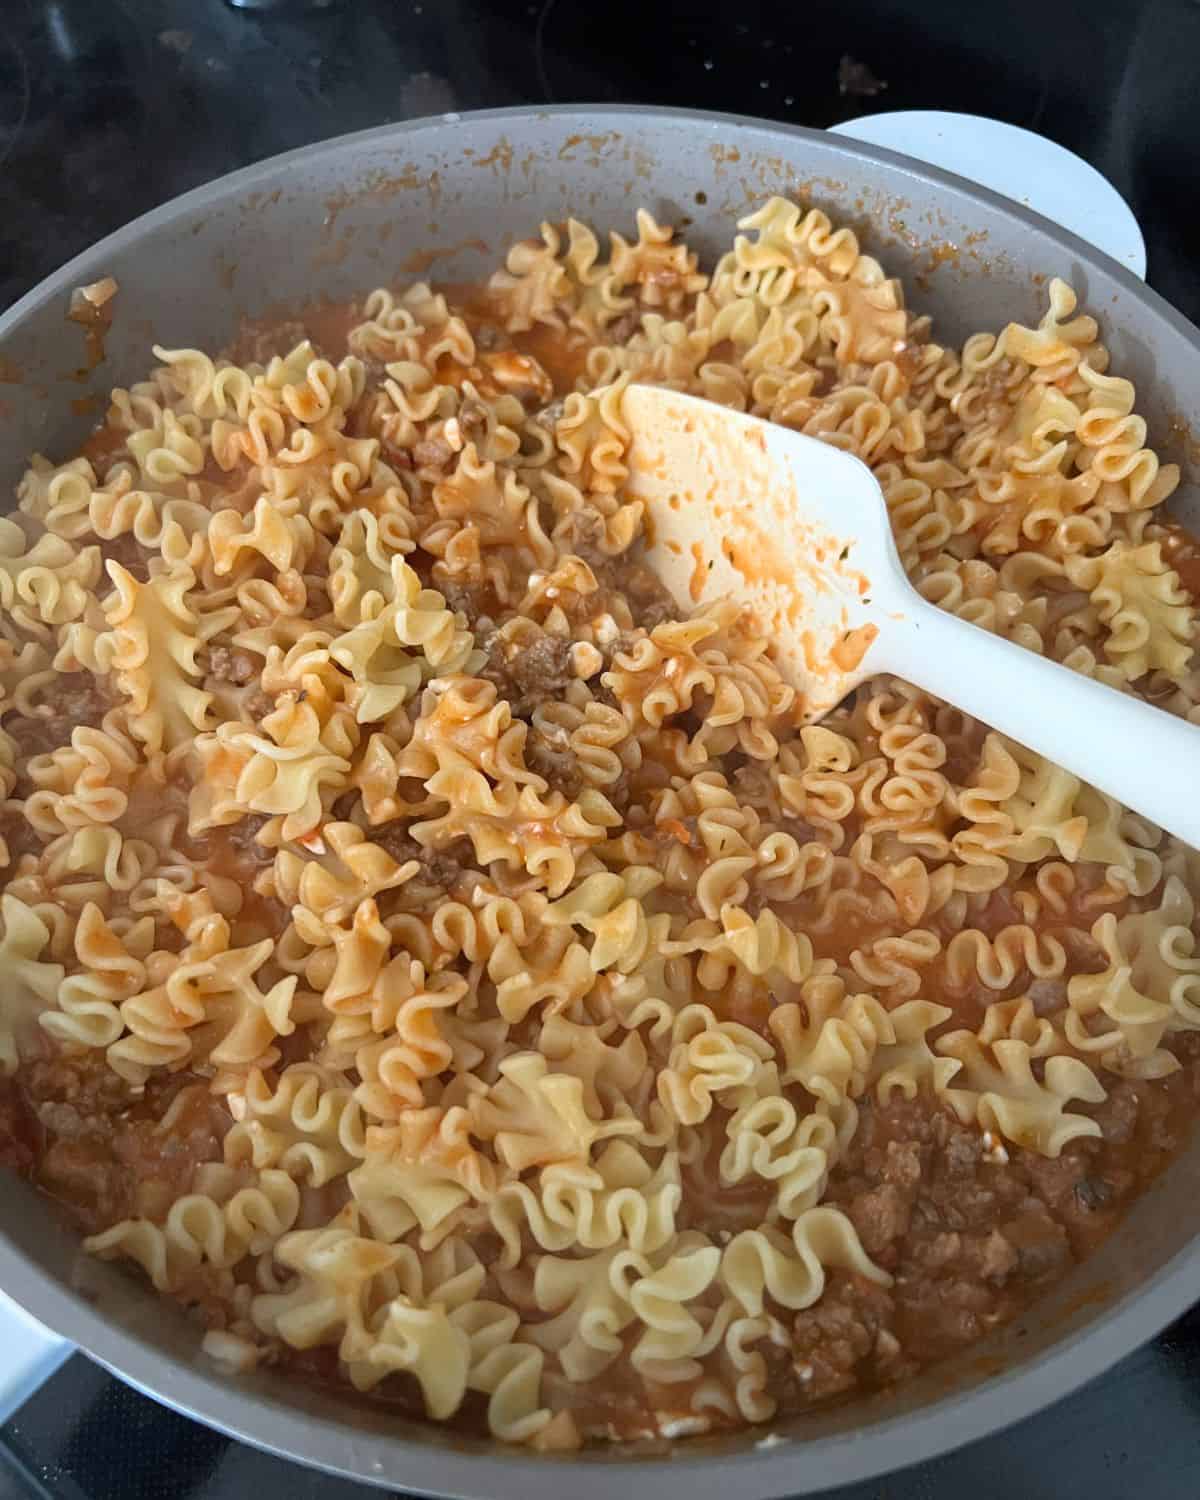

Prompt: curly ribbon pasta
[{"left": 2, "top": 200, "right": 1195, "bottom": 1453}]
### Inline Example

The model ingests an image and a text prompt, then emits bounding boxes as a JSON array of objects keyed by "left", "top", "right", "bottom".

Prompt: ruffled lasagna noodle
[{"left": 2, "top": 198, "right": 1200, "bottom": 1447}]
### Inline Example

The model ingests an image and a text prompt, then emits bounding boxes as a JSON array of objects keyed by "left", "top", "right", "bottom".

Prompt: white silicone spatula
[{"left": 621, "top": 383, "right": 1200, "bottom": 849}]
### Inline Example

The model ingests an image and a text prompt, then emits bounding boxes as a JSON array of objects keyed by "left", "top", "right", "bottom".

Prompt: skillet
[{"left": 0, "top": 104, "right": 1198, "bottom": 1496}]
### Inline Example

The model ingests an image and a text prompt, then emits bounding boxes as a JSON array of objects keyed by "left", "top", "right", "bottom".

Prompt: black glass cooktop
[
  {"left": 2, "top": 1308, "right": 1200, "bottom": 1498},
  {"left": 3, "top": 0, "right": 1200, "bottom": 1496}
]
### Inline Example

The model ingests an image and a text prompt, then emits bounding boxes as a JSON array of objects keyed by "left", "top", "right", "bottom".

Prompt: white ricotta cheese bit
[
  {"left": 981, "top": 1129, "right": 1010, "bottom": 1165},
  {"left": 656, "top": 1416, "right": 711, "bottom": 1439},
  {"left": 570, "top": 641, "right": 604, "bottom": 678}
]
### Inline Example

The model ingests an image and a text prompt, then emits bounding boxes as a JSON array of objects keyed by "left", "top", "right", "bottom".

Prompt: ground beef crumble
[
  {"left": 791, "top": 1275, "right": 904, "bottom": 1400},
  {"left": 617, "top": 561, "right": 678, "bottom": 630},
  {"left": 554, "top": 510, "right": 612, "bottom": 574},
  {"left": 6, "top": 673, "right": 111, "bottom": 759},
  {"left": 203, "top": 646, "right": 258, "bottom": 685},
  {"left": 479, "top": 631, "right": 575, "bottom": 717},
  {"left": 434, "top": 575, "right": 499, "bottom": 621},
  {"left": 605, "top": 309, "right": 643, "bottom": 346},
  {"left": 204, "top": 814, "right": 275, "bottom": 876},
  {"left": 11, "top": 1056, "right": 227, "bottom": 1233},
  {"left": 0, "top": 805, "right": 43, "bottom": 865},
  {"left": 786, "top": 1060, "right": 1200, "bottom": 1405},
  {"left": 243, "top": 689, "right": 276, "bottom": 721},
  {"left": 524, "top": 726, "right": 583, "bottom": 799},
  {"left": 368, "top": 825, "right": 472, "bottom": 892},
  {"left": 0, "top": 1080, "right": 38, "bottom": 1174}
]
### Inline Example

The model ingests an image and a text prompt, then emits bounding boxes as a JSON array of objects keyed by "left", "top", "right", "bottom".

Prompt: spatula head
[{"left": 620, "top": 383, "right": 905, "bottom": 721}]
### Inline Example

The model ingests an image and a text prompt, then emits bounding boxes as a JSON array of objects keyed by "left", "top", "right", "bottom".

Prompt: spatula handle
[{"left": 873, "top": 596, "right": 1200, "bottom": 850}]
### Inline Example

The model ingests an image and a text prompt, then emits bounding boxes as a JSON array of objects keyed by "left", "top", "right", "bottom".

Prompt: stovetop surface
[{"left": 2, "top": 0, "right": 1200, "bottom": 1495}]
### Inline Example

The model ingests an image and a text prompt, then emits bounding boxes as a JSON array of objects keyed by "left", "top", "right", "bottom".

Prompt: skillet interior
[{"left": 0, "top": 105, "right": 1198, "bottom": 1497}]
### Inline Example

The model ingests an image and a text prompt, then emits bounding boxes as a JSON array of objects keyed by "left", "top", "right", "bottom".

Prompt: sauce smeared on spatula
[{"left": 621, "top": 383, "right": 1200, "bottom": 848}]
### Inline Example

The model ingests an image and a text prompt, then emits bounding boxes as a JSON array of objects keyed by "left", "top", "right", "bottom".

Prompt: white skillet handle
[
  {"left": 874, "top": 596, "right": 1200, "bottom": 849},
  {"left": 0, "top": 1288, "right": 71, "bottom": 1424}
]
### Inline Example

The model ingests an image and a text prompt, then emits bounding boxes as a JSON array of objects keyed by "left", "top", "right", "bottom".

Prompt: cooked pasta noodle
[{"left": 1, "top": 198, "right": 1198, "bottom": 1451}]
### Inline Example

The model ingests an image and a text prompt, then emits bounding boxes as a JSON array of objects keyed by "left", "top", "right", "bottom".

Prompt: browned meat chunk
[
  {"left": 205, "top": 646, "right": 258, "bottom": 685},
  {"left": 847, "top": 1182, "right": 911, "bottom": 1255},
  {"left": 524, "top": 728, "right": 582, "bottom": 799},
  {"left": 368, "top": 825, "right": 470, "bottom": 890},
  {"left": 1000, "top": 1209, "right": 1071, "bottom": 1280},
  {"left": 480, "top": 632, "right": 574, "bottom": 717},
  {"left": 606, "top": 309, "right": 642, "bottom": 345},
  {"left": 7, "top": 673, "right": 110, "bottom": 757},
  {"left": 791, "top": 1275, "right": 898, "bottom": 1401}
]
